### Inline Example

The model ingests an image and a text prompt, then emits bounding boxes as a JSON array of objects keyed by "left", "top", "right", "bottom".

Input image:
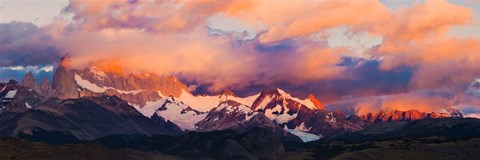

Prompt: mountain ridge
[{"left": 0, "top": 59, "right": 467, "bottom": 142}]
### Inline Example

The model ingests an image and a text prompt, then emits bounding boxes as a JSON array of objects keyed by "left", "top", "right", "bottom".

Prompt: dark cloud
[
  {"left": 254, "top": 40, "right": 298, "bottom": 53},
  {"left": 0, "top": 46, "right": 61, "bottom": 67},
  {"left": 0, "top": 22, "right": 39, "bottom": 44},
  {"left": 189, "top": 58, "right": 414, "bottom": 108},
  {"left": 0, "top": 22, "right": 62, "bottom": 67}
]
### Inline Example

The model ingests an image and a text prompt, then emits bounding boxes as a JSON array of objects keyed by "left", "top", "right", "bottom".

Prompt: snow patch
[
  {"left": 294, "top": 122, "right": 312, "bottom": 132},
  {"left": 325, "top": 112, "right": 337, "bottom": 123},
  {"left": 256, "top": 95, "right": 272, "bottom": 110},
  {"left": 215, "top": 102, "right": 256, "bottom": 121},
  {"left": 223, "top": 93, "right": 260, "bottom": 107},
  {"left": 25, "top": 102, "right": 32, "bottom": 109},
  {"left": 0, "top": 86, "right": 6, "bottom": 93},
  {"left": 4, "top": 90, "right": 17, "bottom": 98},
  {"left": 134, "top": 98, "right": 169, "bottom": 118},
  {"left": 265, "top": 104, "right": 297, "bottom": 124},
  {"left": 75, "top": 74, "right": 105, "bottom": 92},
  {"left": 286, "top": 129, "right": 322, "bottom": 142},
  {"left": 177, "top": 89, "right": 259, "bottom": 112},
  {"left": 277, "top": 89, "right": 319, "bottom": 110},
  {"left": 155, "top": 101, "right": 207, "bottom": 131},
  {"left": 75, "top": 74, "right": 143, "bottom": 95}
]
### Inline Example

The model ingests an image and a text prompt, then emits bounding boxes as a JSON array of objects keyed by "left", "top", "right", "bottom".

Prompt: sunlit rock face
[
  {"left": 48, "top": 56, "right": 189, "bottom": 108},
  {"left": 359, "top": 110, "right": 455, "bottom": 123}
]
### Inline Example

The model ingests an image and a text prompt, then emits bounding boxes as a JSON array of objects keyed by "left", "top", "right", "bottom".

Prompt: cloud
[
  {"left": 0, "top": 65, "right": 55, "bottom": 83},
  {"left": 0, "top": 22, "right": 63, "bottom": 67},
  {"left": 1, "top": 0, "right": 480, "bottom": 114}
]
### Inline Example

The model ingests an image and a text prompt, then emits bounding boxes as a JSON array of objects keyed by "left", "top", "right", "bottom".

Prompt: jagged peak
[
  {"left": 41, "top": 77, "right": 49, "bottom": 85},
  {"left": 21, "top": 71, "right": 36, "bottom": 88},
  {"left": 259, "top": 87, "right": 282, "bottom": 97},
  {"left": 221, "top": 89, "right": 236, "bottom": 97},
  {"left": 307, "top": 94, "right": 325, "bottom": 110},
  {"left": 218, "top": 100, "right": 242, "bottom": 107}
]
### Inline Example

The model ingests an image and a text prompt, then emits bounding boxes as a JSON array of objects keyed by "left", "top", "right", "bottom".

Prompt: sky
[{"left": 1, "top": 0, "right": 480, "bottom": 115}]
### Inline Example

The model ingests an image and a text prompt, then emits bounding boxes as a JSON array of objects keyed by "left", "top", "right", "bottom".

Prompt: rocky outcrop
[{"left": 21, "top": 72, "right": 38, "bottom": 91}]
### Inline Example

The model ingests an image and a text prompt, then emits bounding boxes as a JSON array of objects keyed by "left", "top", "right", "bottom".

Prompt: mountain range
[{"left": 0, "top": 57, "right": 466, "bottom": 143}]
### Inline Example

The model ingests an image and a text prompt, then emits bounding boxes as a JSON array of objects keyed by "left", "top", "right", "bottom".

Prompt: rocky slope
[
  {"left": 0, "top": 80, "right": 20, "bottom": 111},
  {"left": 0, "top": 92, "right": 181, "bottom": 142}
]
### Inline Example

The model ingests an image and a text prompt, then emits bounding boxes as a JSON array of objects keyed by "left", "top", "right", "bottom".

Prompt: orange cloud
[
  {"left": 35, "top": 0, "right": 480, "bottom": 113},
  {"left": 228, "top": 0, "right": 390, "bottom": 43},
  {"left": 353, "top": 92, "right": 458, "bottom": 115}
]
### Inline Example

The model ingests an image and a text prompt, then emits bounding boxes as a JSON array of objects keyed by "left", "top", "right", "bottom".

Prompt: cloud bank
[{"left": 1, "top": 0, "right": 480, "bottom": 114}]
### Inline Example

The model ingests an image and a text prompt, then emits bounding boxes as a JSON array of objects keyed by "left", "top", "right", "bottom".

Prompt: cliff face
[{"left": 52, "top": 57, "right": 79, "bottom": 99}]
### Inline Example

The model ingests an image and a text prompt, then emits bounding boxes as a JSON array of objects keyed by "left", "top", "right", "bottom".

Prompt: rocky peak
[
  {"left": 250, "top": 88, "right": 283, "bottom": 111},
  {"left": 222, "top": 89, "right": 236, "bottom": 97},
  {"left": 40, "top": 78, "right": 49, "bottom": 87},
  {"left": 158, "top": 76, "right": 188, "bottom": 97},
  {"left": 307, "top": 94, "right": 325, "bottom": 110},
  {"left": 40, "top": 78, "right": 55, "bottom": 97},
  {"left": 21, "top": 71, "right": 37, "bottom": 89},
  {"left": 219, "top": 89, "right": 237, "bottom": 101},
  {"left": 52, "top": 56, "right": 79, "bottom": 99},
  {"left": 259, "top": 87, "right": 282, "bottom": 97}
]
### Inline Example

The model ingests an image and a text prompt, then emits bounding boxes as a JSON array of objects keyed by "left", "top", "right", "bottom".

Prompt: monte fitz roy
[{"left": 0, "top": 57, "right": 465, "bottom": 143}]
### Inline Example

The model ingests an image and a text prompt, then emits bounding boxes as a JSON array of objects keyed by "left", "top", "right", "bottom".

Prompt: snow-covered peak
[
  {"left": 176, "top": 89, "right": 260, "bottom": 112},
  {"left": 253, "top": 88, "right": 322, "bottom": 111},
  {"left": 278, "top": 89, "right": 323, "bottom": 110},
  {"left": 213, "top": 101, "right": 257, "bottom": 121},
  {"left": 154, "top": 99, "right": 206, "bottom": 131},
  {"left": 130, "top": 98, "right": 169, "bottom": 118}
]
